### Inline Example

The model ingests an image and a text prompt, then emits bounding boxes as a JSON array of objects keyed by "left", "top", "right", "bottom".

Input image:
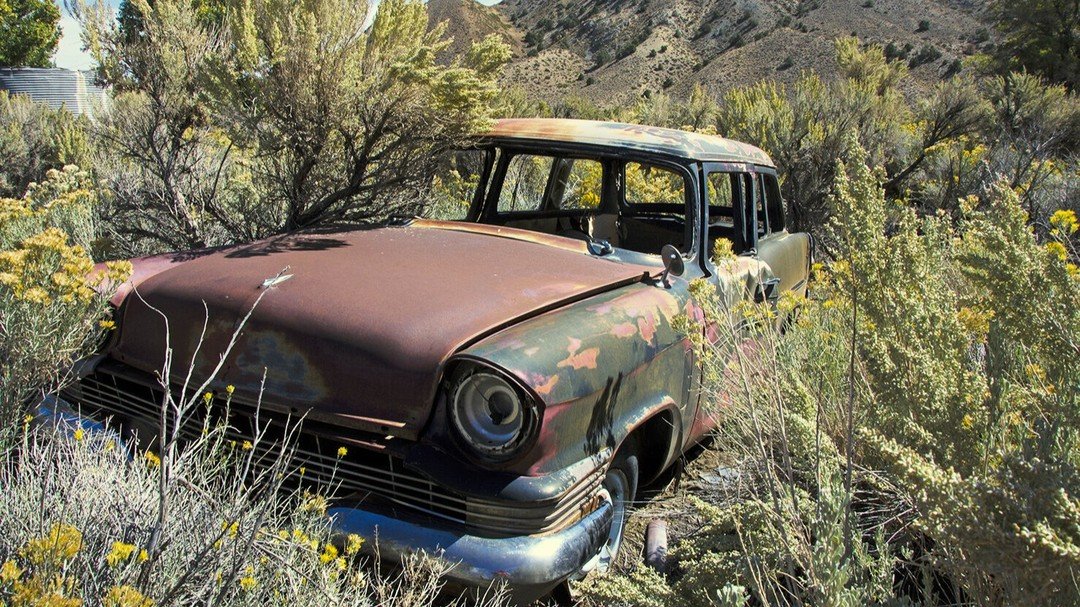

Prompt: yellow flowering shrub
[
  {"left": 0, "top": 525, "right": 84, "bottom": 607},
  {"left": 0, "top": 166, "right": 130, "bottom": 436},
  {"left": 1050, "top": 209, "right": 1078, "bottom": 236},
  {"left": 105, "top": 542, "right": 137, "bottom": 568},
  {"left": 102, "top": 585, "right": 152, "bottom": 607},
  {"left": 597, "top": 141, "right": 1080, "bottom": 606}
]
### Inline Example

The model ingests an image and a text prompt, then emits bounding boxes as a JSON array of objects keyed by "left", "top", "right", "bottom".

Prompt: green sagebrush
[{"left": 578, "top": 140, "right": 1079, "bottom": 606}]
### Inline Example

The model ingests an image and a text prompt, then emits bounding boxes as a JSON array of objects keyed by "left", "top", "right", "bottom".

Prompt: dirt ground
[
  {"left": 538, "top": 441, "right": 743, "bottom": 605},
  {"left": 613, "top": 442, "right": 739, "bottom": 573}
]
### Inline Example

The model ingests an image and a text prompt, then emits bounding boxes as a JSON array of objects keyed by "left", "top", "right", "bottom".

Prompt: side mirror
[{"left": 660, "top": 244, "right": 684, "bottom": 287}]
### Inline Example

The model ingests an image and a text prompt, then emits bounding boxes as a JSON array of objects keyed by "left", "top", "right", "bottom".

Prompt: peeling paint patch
[
  {"left": 637, "top": 313, "right": 657, "bottom": 344},
  {"left": 535, "top": 374, "right": 560, "bottom": 395},
  {"left": 557, "top": 337, "right": 599, "bottom": 370},
  {"left": 558, "top": 348, "right": 599, "bottom": 370},
  {"left": 586, "top": 302, "right": 614, "bottom": 314},
  {"left": 610, "top": 322, "right": 638, "bottom": 338}
]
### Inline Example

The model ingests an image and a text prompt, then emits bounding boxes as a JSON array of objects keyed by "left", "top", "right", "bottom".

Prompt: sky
[{"left": 54, "top": 0, "right": 501, "bottom": 71}]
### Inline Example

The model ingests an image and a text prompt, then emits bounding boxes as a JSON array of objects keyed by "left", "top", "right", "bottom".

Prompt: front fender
[{"left": 460, "top": 278, "right": 696, "bottom": 475}]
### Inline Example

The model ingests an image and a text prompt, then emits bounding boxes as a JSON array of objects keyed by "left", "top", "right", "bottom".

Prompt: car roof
[{"left": 481, "top": 118, "right": 775, "bottom": 167}]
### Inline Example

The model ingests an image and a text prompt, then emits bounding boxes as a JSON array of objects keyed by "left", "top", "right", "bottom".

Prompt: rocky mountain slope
[{"left": 430, "top": 0, "right": 994, "bottom": 108}]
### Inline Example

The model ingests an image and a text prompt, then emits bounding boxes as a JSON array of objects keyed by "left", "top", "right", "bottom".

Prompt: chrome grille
[{"left": 63, "top": 363, "right": 604, "bottom": 537}]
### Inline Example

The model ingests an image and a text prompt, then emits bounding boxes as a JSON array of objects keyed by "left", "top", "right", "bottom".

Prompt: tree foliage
[
  {"left": 0, "top": 91, "right": 91, "bottom": 199},
  {"left": 212, "top": 0, "right": 510, "bottom": 230},
  {"left": 0, "top": 0, "right": 61, "bottom": 68},
  {"left": 75, "top": 0, "right": 242, "bottom": 254},
  {"left": 73, "top": 0, "right": 509, "bottom": 253},
  {"left": 991, "top": 0, "right": 1080, "bottom": 89}
]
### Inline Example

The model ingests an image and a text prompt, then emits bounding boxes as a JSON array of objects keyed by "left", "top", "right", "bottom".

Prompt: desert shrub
[
  {"left": 208, "top": 0, "right": 510, "bottom": 232},
  {"left": 981, "top": 72, "right": 1080, "bottom": 228},
  {"left": 75, "top": 0, "right": 510, "bottom": 254},
  {"left": 907, "top": 44, "right": 941, "bottom": 68},
  {"left": 75, "top": 0, "right": 255, "bottom": 255},
  {"left": 0, "top": 92, "right": 91, "bottom": 199},
  {"left": 0, "top": 166, "right": 129, "bottom": 439},
  {"left": 0, "top": 413, "right": 508, "bottom": 606},
  {"left": 811, "top": 143, "right": 1079, "bottom": 605}
]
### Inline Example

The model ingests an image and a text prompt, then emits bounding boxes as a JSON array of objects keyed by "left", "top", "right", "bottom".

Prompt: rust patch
[{"left": 484, "top": 118, "right": 775, "bottom": 166}]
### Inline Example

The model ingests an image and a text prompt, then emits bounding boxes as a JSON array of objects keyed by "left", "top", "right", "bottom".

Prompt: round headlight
[{"left": 450, "top": 371, "right": 531, "bottom": 458}]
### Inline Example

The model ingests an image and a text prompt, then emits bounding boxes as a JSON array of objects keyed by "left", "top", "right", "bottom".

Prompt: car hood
[{"left": 110, "top": 221, "right": 655, "bottom": 440}]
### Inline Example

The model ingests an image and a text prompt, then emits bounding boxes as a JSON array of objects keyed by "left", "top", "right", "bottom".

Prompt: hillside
[
  {"left": 426, "top": 0, "right": 524, "bottom": 62},
  {"left": 435, "top": 0, "right": 995, "bottom": 107}
]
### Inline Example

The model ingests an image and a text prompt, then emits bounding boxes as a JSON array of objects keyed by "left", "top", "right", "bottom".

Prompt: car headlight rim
[{"left": 449, "top": 367, "right": 536, "bottom": 461}]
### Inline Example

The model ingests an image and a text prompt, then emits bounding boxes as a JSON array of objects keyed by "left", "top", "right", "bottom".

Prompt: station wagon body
[{"left": 55, "top": 119, "right": 811, "bottom": 602}]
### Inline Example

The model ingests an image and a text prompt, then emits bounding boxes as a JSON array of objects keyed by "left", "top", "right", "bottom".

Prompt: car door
[
  {"left": 751, "top": 169, "right": 811, "bottom": 303},
  {"left": 702, "top": 165, "right": 776, "bottom": 310}
]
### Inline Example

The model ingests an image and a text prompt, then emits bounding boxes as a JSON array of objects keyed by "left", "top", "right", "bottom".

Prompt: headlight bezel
[{"left": 446, "top": 361, "right": 540, "bottom": 463}]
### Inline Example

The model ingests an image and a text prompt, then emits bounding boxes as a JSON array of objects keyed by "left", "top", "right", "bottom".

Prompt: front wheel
[{"left": 577, "top": 447, "right": 639, "bottom": 577}]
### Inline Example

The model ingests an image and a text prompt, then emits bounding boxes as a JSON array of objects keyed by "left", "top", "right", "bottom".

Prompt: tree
[
  {"left": 210, "top": 0, "right": 510, "bottom": 230},
  {"left": 74, "top": 0, "right": 246, "bottom": 254},
  {"left": 0, "top": 0, "right": 61, "bottom": 67},
  {"left": 0, "top": 90, "right": 91, "bottom": 198},
  {"left": 991, "top": 0, "right": 1080, "bottom": 89},
  {"left": 74, "top": 0, "right": 508, "bottom": 253}
]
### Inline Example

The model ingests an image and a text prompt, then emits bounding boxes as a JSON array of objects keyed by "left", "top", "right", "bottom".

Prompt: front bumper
[{"left": 330, "top": 496, "right": 613, "bottom": 603}]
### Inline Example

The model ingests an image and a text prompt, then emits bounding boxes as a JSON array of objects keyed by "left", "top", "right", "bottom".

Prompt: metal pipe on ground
[{"left": 645, "top": 519, "right": 668, "bottom": 572}]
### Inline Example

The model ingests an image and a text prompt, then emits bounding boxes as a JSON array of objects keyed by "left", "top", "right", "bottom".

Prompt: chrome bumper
[{"left": 329, "top": 496, "right": 613, "bottom": 603}]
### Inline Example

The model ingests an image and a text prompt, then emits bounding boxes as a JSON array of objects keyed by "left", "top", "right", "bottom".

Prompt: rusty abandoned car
[{"left": 50, "top": 119, "right": 811, "bottom": 602}]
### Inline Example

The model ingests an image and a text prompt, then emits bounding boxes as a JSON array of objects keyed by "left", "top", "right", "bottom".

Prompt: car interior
[
  {"left": 426, "top": 148, "right": 786, "bottom": 260},
  {"left": 485, "top": 152, "right": 692, "bottom": 256}
]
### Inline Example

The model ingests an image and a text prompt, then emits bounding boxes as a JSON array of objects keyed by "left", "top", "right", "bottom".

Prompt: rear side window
[
  {"left": 762, "top": 173, "right": 785, "bottom": 233},
  {"left": 754, "top": 174, "right": 767, "bottom": 237},
  {"left": 707, "top": 173, "right": 735, "bottom": 226},
  {"left": 707, "top": 171, "right": 755, "bottom": 254}
]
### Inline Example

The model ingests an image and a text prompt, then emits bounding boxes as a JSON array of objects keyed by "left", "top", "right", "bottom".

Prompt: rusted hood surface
[{"left": 110, "top": 222, "right": 653, "bottom": 440}]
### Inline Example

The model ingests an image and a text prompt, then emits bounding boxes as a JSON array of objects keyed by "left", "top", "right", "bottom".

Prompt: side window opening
[
  {"left": 621, "top": 161, "right": 690, "bottom": 254},
  {"left": 498, "top": 154, "right": 554, "bottom": 213},
  {"left": 550, "top": 157, "right": 604, "bottom": 211},
  {"left": 755, "top": 173, "right": 769, "bottom": 238},
  {"left": 762, "top": 173, "right": 785, "bottom": 233},
  {"left": 424, "top": 148, "right": 490, "bottom": 220},
  {"left": 485, "top": 152, "right": 693, "bottom": 258},
  {"left": 706, "top": 171, "right": 754, "bottom": 257}
]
